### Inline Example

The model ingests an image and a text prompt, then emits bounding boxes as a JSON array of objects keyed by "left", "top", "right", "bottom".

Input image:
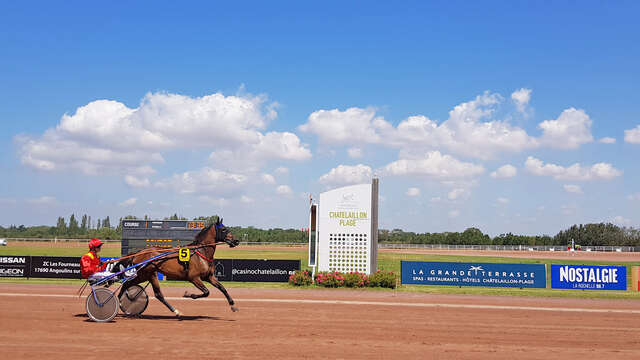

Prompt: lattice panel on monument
[{"left": 328, "top": 233, "right": 369, "bottom": 273}]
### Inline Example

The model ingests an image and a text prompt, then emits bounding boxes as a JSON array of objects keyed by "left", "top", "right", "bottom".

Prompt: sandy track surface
[{"left": 1, "top": 283, "right": 639, "bottom": 359}]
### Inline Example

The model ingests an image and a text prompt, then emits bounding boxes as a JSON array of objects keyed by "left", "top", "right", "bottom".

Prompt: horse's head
[
  {"left": 195, "top": 218, "right": 238, "bottom": 247},
  {"left": 214, "top": 218, "right": 239, "bottom": 247}
]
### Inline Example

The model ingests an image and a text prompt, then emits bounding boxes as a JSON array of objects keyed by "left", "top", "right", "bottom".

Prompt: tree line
[{"left": 1, "top": 214, "right": 639, "bottom": 246}]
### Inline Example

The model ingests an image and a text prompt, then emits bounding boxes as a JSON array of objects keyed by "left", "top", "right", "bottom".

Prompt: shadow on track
[{"left": 73, "top": 313, "right": 233, "bottom": 322}]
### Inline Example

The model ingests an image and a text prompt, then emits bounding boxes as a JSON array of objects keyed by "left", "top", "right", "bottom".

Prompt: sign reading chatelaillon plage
[
  {"left": 401, "top": 261, "right": 547, "bottom": 288},
  {"left": 317, "top": 180, "right": 379, "bottom": 274}
]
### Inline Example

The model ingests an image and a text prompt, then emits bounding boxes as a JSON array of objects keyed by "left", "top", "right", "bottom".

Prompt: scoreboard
[{"left": 121, "top": 220, "right": 206, "bottom": 256}]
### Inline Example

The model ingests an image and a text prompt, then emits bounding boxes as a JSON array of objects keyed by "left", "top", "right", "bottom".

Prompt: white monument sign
[{"left": 316, "top": 179, "right": 378, "bottom": 274}]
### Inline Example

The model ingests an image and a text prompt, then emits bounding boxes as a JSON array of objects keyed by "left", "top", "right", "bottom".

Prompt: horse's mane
[{"left": 192, "top": 223, "right": 214, "bottom": 245}]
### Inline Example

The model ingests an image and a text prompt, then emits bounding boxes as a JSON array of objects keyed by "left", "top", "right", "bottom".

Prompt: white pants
[{"left": 88, "top": 270, "right": 113, "bottom": 283}]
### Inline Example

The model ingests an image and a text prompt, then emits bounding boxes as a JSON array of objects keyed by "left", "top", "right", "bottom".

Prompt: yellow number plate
[{"left": 179, "top": 248, "right": 190, "bottom": 262}]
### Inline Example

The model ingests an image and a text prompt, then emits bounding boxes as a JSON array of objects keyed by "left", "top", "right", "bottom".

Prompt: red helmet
[{"left": 89, "top": 238, "right": 103, "bottom": 250}]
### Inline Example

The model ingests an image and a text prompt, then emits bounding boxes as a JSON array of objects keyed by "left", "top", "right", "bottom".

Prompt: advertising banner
[
  {"left": 30, "top": 256, "right": 82, "bottom": 279},
  {"left": 551, "top": 264, "right": 627, "bottom": 290},
  {"left": 230, "top": 260, "right": 299, "bottom": 282},
  {"left": 401, "top": 261, "right": 546, "bottom": 288},
  {"left": 0, "top": 255, "right": 298, "bottom": 282},
  {"left": 0, "top": 255, "right": 31, "bottom": 277},
  {"left": 163, "top": 259, "right": 298, "bottom": 282}
]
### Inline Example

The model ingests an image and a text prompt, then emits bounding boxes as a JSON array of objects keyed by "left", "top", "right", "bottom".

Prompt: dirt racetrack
[{"left": 1, "top": 284, "right": 640, "bottom": 359}]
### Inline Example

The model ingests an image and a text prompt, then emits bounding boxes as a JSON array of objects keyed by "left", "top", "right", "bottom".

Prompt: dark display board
[{"left": 121, "top": 219, "right": 206, "bottom": 255}]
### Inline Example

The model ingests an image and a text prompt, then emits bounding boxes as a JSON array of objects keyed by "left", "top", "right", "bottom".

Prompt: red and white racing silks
[{"left": 80, "top": 251, "right": 106, "bottom": 279}]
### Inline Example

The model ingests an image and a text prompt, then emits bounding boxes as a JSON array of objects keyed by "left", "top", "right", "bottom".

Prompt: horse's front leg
[
  {"left": 206, "top": 275, "right": 238, "bottom": 312},
  {"left": 184, "top": 277, "right": 210, "bottom": 299},
  {"left": 149, "top": 273, "right": 181, "bottom": 317}
]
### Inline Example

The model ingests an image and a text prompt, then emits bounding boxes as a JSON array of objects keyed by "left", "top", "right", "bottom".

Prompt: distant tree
[
  {"left": 97, "top": 219, "right": 101, "bottom": 229},
  {"left": 103, "top": 216, "right": 111, "bottom": 229},
  {"left": 81, "top": 214, "right": 88, "bottom": 232},
  {"left": 56, "top": 217, "right": 67, "bottom": 235},
  {"left": 68, "top": 214, "right": 79, "bottom": 235}
]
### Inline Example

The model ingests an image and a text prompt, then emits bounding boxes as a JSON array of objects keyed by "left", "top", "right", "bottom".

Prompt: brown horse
[{"left": 116, "top": 218, "right": 239, "bottom": 316}]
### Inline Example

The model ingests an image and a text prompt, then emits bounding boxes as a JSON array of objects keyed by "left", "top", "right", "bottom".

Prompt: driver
[{"left": 81, "top": 238, "right": 112, "bottom": 283}]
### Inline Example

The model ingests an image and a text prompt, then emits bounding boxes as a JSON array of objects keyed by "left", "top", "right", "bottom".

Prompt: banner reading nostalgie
[{"left": 551, "top": 264, "right": 627, "bottom": 290}]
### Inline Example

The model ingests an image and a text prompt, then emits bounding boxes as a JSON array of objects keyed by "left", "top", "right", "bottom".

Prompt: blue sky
[{"left": 1, "top": 1, "right": 639, "bottom": 236}]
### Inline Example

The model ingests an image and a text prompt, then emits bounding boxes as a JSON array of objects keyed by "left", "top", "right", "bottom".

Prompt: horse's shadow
[{"left": 73, "top": 313, "right": 233, "bottom": 322}]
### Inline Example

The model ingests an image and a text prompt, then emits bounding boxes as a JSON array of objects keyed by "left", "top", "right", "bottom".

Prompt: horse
[{"left": 115, "top": 218, "right": 239, "bottom": 316}]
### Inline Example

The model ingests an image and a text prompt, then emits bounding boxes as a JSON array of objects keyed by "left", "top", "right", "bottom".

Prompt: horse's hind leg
[
  {"left": 206, "top": 275, "right": 238, "bottom": 312},
  {"left": 183, "top": 277, "right": 210, "bottom": 299},
  {"left": 149, "top": 273, "right": 181, "bottom": 317}
]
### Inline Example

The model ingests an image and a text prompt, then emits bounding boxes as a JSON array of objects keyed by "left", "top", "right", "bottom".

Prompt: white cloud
[
  {"left": 319, "top": 164, "right": 372, "bottom": 185},
  {"left": 538, "top": 108, "right": 593, "bottom": 149},
  {"left": 563, "top": 184, "right": 583, "bottom": 194},
  {"left": 525, "top": 156, "right": 622, "bottom": 181},
  {"left": 490, "top": 164, "right": 517, "bottom": 179},
  {"left": 261, "top": 173, "right": 276, "bottom": 184},
  {"left": 430, "top": 197, "right": 441, "bottom": 203},
  {"left": 448, "top": 210, "right": 460, "bottom": 218},
  {"left": 198, "top": 196, "right": 228, "bottom": 207},
  {"left": 119, "top": 197, "right": 137, "bottom": 206},
  {"left": 448, "top": 188, "right": 469, "bottom": 200},
  {"left": 628, "top": 193, "right": 640, "bottom": 201},
  {"left": 299, "top": 107, "right": 388, "bottom": 144},
  {"left": 624, "top": 125, "right": 640, "bottom": 144},
  {"left": 27, "top": 196, "right": 56, "bottom": 205},
  {"left": 274, "top": 167, "right": 289, "bottom": 175},
  {"left": 496, "top": 197, "right": 510, "bottom": 204},
  {"left": 155, "top": 167, "right": 248, "bottom": 196},
  {"left": 300, "top": 92, "right": 538, "bottom": 160},
  {"left": 382, "top": 151, "right": 484, "bottom": 180},
  {"left": 17, "top": 91, "right": 310, "bottom": 177},
  {"left": 406, "top": 187, "right": 421, "bottom": 197},
  {"left": 393, "top": 92, "right": 538, "bottom": 160},
  {"left": 276, "top": 185, "right": 293, "bottom": 196},
  {"left": 511, "top": 88, "right": 531, "bottom": 113},
  {"left": 561, "top": 204, "right": 577, "bottom": 216},
  {"left": 611, "top": 216, "right": 631, "bottom": 226},
  {"left": 598, "top": 137, "right": 616, "bottom": 144},
  {"left": 300, "top": 91, "right": 603, "bottom": 164},
  {"left": 240, "top": 195, "right": 254, "bottom": 203},
  {"left": 347, "top": 147, "right": 363, "bottom": 158},
  {"left": 125, "top": 175, "right": 151, "bottom": 188}
]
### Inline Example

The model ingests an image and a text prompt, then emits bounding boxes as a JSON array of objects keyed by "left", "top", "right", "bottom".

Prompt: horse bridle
[{"left": 215, "top": 223, "right": 238, "bottom": 247}]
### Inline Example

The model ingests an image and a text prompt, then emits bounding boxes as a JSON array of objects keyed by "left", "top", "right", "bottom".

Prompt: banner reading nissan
[{"left": 0, "top": 256, "right": 30, "bottom": 277}]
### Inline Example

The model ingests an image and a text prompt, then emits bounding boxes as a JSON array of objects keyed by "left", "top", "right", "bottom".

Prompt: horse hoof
[
  {"left": 231, "top": 306, "right": 239, "bottom": 312},
  {"left": 183, "top": 292, "right": 190, "bottom": 298},
  {"left": 174, "top": 309, "right": 182, "bottom": 317}
]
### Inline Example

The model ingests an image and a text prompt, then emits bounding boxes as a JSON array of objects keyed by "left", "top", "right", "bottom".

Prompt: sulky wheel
[
  {"left": 119, "top": 284, "right": 149, "bottom": 316},
  {"left": 86, "top": 288, "right": 119, "bottom": 322}
]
